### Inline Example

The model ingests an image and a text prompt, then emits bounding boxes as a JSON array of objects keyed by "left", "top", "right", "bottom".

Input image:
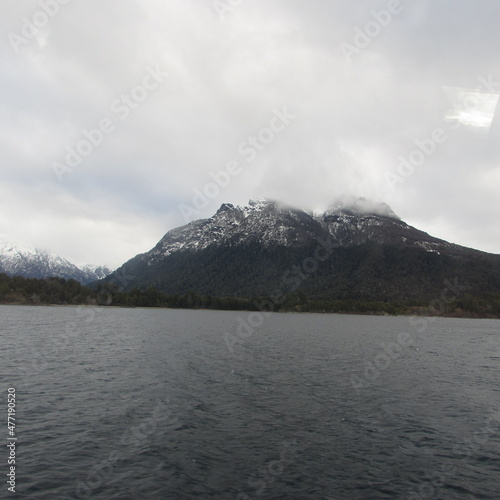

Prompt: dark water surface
[{"left": 1, "top": 305, "right": 499, "bottom": 499}]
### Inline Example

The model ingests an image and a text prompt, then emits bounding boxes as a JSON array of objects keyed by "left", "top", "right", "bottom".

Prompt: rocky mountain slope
[{"left": 101, "top": 199, "right": 500, "bottom": 302}]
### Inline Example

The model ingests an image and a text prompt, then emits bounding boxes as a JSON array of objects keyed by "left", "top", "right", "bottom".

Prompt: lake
[{"left": 1, "top": 304, "right": 499, "bottom": 499}]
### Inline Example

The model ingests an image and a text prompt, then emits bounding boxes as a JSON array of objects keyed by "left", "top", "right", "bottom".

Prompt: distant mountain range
[
  {"left": 100, "top": 198, "right": 500, "bottom": 303},
  {"left": 0, "top": 242, "right": 112, "bottom": 285}
]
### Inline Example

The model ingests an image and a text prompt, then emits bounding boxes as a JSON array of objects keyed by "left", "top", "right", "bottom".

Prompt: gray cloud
[{"left": 1, "top": 0, "right": 500, "bottom": 268}]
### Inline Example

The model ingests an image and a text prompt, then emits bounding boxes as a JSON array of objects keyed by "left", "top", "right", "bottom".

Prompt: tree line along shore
[{"left": 0, "top": 274, "right": 499, "bottom": 319}]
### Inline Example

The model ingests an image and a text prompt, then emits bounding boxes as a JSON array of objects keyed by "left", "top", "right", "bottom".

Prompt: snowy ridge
[
  {"left": 143, "top": 198, "right": 464, "bottom": 264},
  {"left": 145, "top": 199, "right": 323, "bottom": 263},
  {"left": 0, "top": 242, "right": 112, "bottom": 284},
  {"left": 80, "top": 264, "right": 113, "bottom": 281},
  {"left": 324, "top": 197, "right": 400, "bottom": 220}
]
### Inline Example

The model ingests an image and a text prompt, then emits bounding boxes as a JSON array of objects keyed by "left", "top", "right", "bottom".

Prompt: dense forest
[
  {"left": 1, "top": 273, "right": 499, "bottom": 318},
  {"left": 103, "top": 240, "right": 500, "bottom": 306}
]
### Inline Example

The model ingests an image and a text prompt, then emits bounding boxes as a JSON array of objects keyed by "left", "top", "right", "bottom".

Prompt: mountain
[
  {"left": 80, "top": 264, "right": 113, "bottom": 282},
  {"left": 0, "top": 242, "right": 111, "bottom": 285},
  {"left": 101, "top": 199, "right": 500, "bottom": 303}
]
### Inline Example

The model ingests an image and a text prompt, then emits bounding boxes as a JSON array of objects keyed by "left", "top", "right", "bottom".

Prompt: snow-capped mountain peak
[
  {"left": 0, "top": 241, "right": 111, "bottom": 284},
  {"left": 147, "top": 199, "right": 325, "bottom": 262},
  {"left": 102, "top": 197, "right": 499, "bottom": 298},
  {"left": 80, "top": 264, "right": 113, "bottom": 281},
  {"left": 325, "top": 196, "right": 400, "bottom": 220},
  {"left": 147, "top": 196, "right": 468, "bottom": 266}
]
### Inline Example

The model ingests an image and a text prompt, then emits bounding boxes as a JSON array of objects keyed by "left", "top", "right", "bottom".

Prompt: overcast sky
[{"left": 1, "top": 0, "right": 500, "bottom": 268}]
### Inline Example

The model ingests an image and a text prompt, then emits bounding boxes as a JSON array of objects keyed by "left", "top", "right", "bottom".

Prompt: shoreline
[{"left": 1, "top": 301, "right": 498, "bottom": 320}]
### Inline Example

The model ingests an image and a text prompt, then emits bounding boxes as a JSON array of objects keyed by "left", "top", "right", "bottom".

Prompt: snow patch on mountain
[
  {"left": 80, "top": 264, "right": 113, "bottom": 281},
  {"left": 324, "top": 196, "right": 400, "bottom": 219},
  {"left": 0, "top": 242, "right": 111, "bottom": 284},
  {"left": 146, "top": 199, "right": 327, "bottom": 262},
  {"left": 143, "top": 197, "right": 472, "bottom": 264}
]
